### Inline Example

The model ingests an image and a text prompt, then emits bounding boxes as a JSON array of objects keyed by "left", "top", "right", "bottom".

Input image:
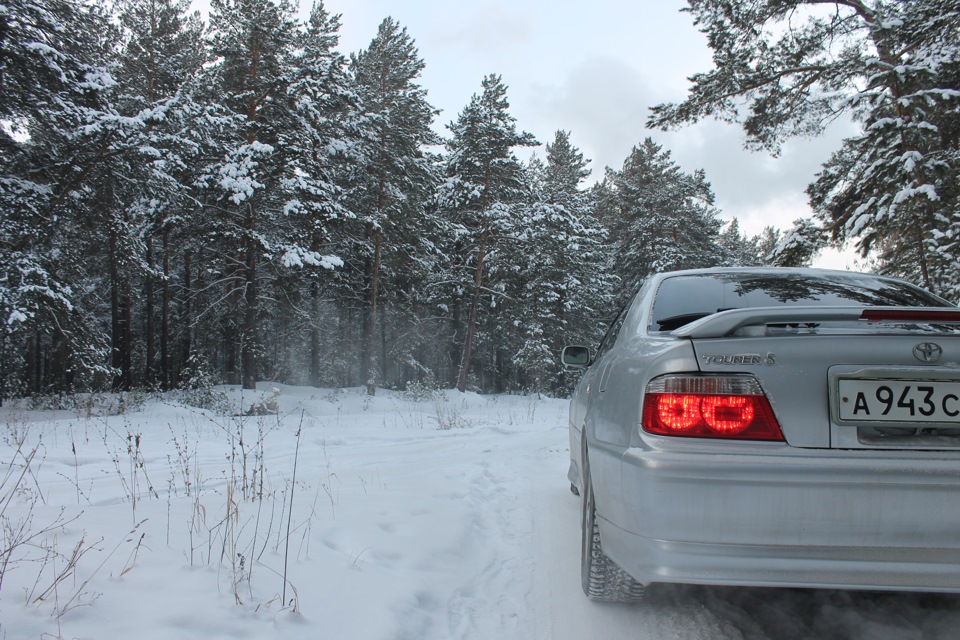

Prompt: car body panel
[
  {"left": 567, "top": 267, "right": 960, "bottom": 593},
  {"left": 691, "top": 333, "right": 960, "bottom": 448},
  {"left": 606, "top": 443, "right": 960, "bottom": 590}
]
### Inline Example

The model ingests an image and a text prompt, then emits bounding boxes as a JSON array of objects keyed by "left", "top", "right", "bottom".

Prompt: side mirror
[{"left": 562, "top": 345, "right": 591, "bottom": 368}]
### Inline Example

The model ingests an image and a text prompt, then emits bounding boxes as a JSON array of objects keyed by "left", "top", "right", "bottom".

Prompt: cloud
[
  {"left": 521, "top": 56, "right": 658, "bottom": 178},
  {"left": 521, "top": 54, "right": 860, "bottom": 236},
  {"left": 433, "top": 4, "right": 533, "bottom": 55},
  {"left": 663, "top": 118, "right": 858, "bottom": 233}
]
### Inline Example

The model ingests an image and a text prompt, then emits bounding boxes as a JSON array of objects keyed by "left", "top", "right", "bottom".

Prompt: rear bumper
[
  {"left": 601, "top": 443, "right": 960, "bottom": 591},
  {"left": 601, "top": 525, "right": 960, "bottom": 592}
]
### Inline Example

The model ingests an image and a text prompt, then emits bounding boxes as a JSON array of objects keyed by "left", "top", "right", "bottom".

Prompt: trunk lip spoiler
[{"left": 670, "top": 306, "right": 960, "bottom": 339}]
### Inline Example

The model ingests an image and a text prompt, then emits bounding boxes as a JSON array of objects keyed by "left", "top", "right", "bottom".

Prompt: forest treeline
[{"left": 1, "top": 0, "right": 957, "bottom": 400}]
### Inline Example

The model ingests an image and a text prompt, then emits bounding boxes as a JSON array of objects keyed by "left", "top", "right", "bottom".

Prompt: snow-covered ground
[{"left": 2, "top": 384, "right": 959, "bottom": 639}]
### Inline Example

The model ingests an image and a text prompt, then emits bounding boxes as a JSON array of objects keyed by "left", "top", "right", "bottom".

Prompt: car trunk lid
[{"left": 676, "top": 307, "right": 960, "bottom": 449}]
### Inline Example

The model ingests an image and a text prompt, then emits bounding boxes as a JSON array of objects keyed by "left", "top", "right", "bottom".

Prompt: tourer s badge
[{"left": 701, "top": 353, "right": 776, "bottom": 366}]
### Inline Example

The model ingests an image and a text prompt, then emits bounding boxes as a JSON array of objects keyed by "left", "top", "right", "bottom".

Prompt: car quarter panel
[{"left": 588, "top": 336, "right": 699, "bottom": 531}]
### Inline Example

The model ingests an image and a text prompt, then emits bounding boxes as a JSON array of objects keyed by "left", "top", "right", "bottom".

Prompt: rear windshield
[{"left": 651, "top": 273, "right": 951, "bottom": 331}]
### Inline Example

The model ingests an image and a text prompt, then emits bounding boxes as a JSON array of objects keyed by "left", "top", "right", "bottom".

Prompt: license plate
[{"left": 838, "top": 379, "right": 960, "bottom": 423}]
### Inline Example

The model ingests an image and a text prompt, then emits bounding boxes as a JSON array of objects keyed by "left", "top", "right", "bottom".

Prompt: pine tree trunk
[
  {"left": 341, "top": 307, "right": 355, "bottom": 387},
  {"left": 450, "top": 300, "right": 462, "bottom": 388},
  {"left": 361, "top": 227, "right": 373, "bottom": 386},
  {"left": 178, "top": 249, "right": 192, "bottom": 387},
  {"left": 495, "top": 345, "right": 506, "bottom": 394},
  {"left": 109, "top": 206, "right": 133, "bottom": 392},
  {"left": 161, "top": 228, "right": 171, "bottom": 389},
  {"left": 241, "top": 204, "right": 258, "bottom": 391},
  {"left": 33, "top": 331, "right": 42, "bottom": 393},
  {"left": 310, "top": 280, "right": 321, "bottom": 388},
  {"left": 123, "top": 293, "right": 132, "bottom": 389},
  {"left": 457, "top": 230, "right": 488, "bottom": 392},
  {"left": 23, "top": 334, "right": 35, "bottom": 395},
  {"left": 110, "top": 228, "right": 126, "bottom": 391},
  {"left": 913, "top": 212, "right": 931, "bottom": 290},
  {"left": 0, "top": 325, "right": 8, "bottom": 407},
  {"left": 238, "top": 35, "right": 263, "bottom": 392},
  {"left": 380, "top": 303, "right": 389, "bottom": 388},
  {"left": 145, "top": 236, "right": 155, "bottom": 386},
  {"left": 556, "top": 290, "right": 567, "bottom": 391},
  {"left": 366, "top": 228, "right": 381, "bottom": 396}
]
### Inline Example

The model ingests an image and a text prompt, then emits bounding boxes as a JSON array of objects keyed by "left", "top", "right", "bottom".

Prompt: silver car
[{"left": 563, "top": 267, "right": 960, "bottom": 602}]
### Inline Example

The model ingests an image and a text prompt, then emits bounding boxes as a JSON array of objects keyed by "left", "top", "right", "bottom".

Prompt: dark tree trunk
[
  {"left": 23, "top": 333, "right": 35, "bottom": 395},
  {"left": 178, "top": 249, "right": 192, "bottom": 387},
  {"left": 457, "top": 230, "right": 488, "bottom": 393},
  {"left": 33, "top": 331, "right": 42, "bottom": 393},
  {"left": 556, "top": 290, "right": 567, "bottom": 391},
  {"left": 241, "top": 204, "right": 258, "bottom": 390},
  {"left": 161, "top": 228, "right": 171, "bottom": 388},
  {"left": 496, "top": 346, "right": 507, "bottom": 394},
  {"left": 225, "top": 338, "right": 238, "bottom": 385},
  {"left": 365, "top": 227, "right": 382, "bottom": 396},
  {"left": 145, "top": 237, "right": 155, "bottom": 386},
  {"left": 449, "top": 240, "right": 465, "bottom": 388},
  {"left": 109, "top": 229, "right": 129, "bottom": 391},
  {"left": 361, "top": 226, "right": 373, "bottom": 387},
  {"left": 310, "top": 280, "right": 321, "bottom": 387},
  {"left": 380, "top": 303, "right": 389, "bottom": 389},
  {"left": 913, "top": 212, "right": 931, "bottom": 290},
  {"left": 340, "top": 307, "right": 355, "bottom": 387},
  {"left": 0, "top": 325, "right": 8, "bottom": 407},
  {"left": 123, "top": 294, "right": 132, "bottom": 389}
]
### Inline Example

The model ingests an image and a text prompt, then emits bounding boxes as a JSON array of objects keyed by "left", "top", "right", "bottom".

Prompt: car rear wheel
[{"left": 580, "top": 450, "right": 645, "bottom": 602}]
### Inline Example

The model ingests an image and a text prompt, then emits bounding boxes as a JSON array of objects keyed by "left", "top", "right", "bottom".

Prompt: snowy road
[
  {"left": 3, "top": 386, "right": 960, "bottom": 639},
  {"left": 403, "top": 393, "right": 960, "bottom": 640}
]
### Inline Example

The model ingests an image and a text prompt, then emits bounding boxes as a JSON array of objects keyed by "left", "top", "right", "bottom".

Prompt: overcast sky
[{"left": 206, "top": 0, "right": 859, "bottom": 266}]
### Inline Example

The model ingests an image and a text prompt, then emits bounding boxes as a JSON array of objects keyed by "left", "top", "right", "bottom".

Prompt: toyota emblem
[{"left": 913, "top": 342, "right": 943, "bottom": 363}]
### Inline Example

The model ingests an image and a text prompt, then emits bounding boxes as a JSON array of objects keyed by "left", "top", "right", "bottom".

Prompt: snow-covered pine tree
[
  {"left": 757, "top": 226, "right": 781, "bottom": 265},
  {"left": 595, "top": 138, "right": 725, "bottom": 299},
  {"left": 280, "top": 1, "right": 362, "bottom": 388},
  {"left": 649, "top": 0, "right": 960, "bottom": 297},
  {"left": 717, "top": 218, "right": 764, "bottom": 267},
  {"left": 0, "top": 0, "right": 119, "bottom": 399},
  {"left": 765, "top": 218, "right": 829, "bottom": 267},
  {"left": 201, "top": 0, "right": 349, "bottom": 389},
  {"left": 201, "top": 0, "right": 296, "bottom": 389},
  {"left": 805, "top": 1, "right": 960, "bottom": 295},
  {"left": 97, "top": 0, "right": 211, "bottom": 391},
  {"left": 512, "top": 131, "right": 614, "bottom": 394},
  {"left": 436, "top": 74, "right": 537, "bottom": 392},
  {"left": 348, "top": 17, "right": 441, "bottom": 395},
  {"left": 114, "top": 0, "right": 206, "bottom": 389}
]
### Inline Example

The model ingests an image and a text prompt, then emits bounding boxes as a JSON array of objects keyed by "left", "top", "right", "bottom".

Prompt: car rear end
[{"left": 599, "top": 271, "right": 960, "bottom": 592}]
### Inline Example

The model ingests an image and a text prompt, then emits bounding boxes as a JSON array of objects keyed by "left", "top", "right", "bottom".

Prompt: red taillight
[
  {"left": 701, "top": 395, "right": 755, "bottom": 434},
  {"left": 642, "top": 376, "right": 783, "bottom": 441},
  {"left": 655, "top": 395, "right": 702, "bottom": 432}
]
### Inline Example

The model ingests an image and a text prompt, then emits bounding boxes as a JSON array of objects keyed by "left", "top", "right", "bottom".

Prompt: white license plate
[{"left": 838, "top": 379, "right": 960, "bottom": 423}]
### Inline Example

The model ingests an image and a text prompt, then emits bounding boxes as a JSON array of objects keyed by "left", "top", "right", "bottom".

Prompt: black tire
[{"left": 580, "top": 449, "right": 646, "bottom": 603}]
